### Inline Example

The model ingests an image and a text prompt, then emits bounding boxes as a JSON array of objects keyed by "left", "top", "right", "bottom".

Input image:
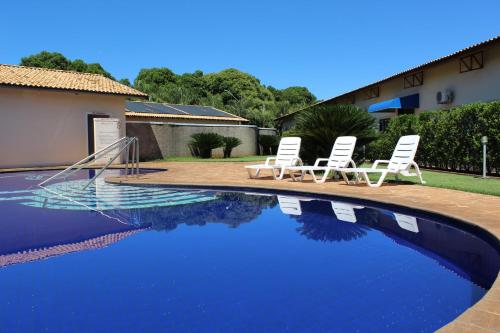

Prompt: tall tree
[
  {"left": 20, "top": 51, "right": 114, "bottom": 79},
  {"left": 118, "top": 78, "right": 131, "bottom": 86},
  {"left": 269, "top": 85, "right": 317, "bottom": 115},
  {"left": 20, "top": 51, "right": 71, "bottom": 70}
]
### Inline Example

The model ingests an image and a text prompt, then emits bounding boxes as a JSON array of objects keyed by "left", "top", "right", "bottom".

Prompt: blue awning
[{"left": 368, "top": 94, "right": 420, "bottom": 113}]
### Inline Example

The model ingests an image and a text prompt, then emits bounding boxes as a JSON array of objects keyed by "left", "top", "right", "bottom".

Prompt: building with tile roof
[
  {"left": 276, "top": 36, "right": 500, "bottom": 131},
  {"left": 125, "top": 101, "right": 249, "bottom": 125},
  {"left": 0, "top": 64, "right": 147, "bottom": 168}
]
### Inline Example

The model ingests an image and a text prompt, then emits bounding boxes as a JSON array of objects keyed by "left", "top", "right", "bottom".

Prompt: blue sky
[{"left": 1, "top": 0, "right": 499, "bottom": 99}]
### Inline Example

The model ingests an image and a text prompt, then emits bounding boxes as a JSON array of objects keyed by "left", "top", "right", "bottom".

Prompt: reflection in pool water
[{"left": 0, "top": 169, "right": 498, "bottom": 333}]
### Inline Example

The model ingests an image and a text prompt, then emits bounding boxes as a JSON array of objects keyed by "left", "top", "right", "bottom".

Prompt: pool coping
[{"left": 104, "top": 162, "right": 500, "bottom": 333}]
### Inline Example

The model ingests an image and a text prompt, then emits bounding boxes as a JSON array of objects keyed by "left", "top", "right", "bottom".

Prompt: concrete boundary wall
[{"left": 126, "top": 122, "right": 277, "bottom": 160}]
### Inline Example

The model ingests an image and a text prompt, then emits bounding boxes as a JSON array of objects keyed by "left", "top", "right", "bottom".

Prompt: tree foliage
[
  {"left": 268, "top": 86, "right": 317, "bottom": 116},
  {"left": 20, "top": 51, "right": 116, "bottom": 79},
  {"left": 20, "top": 51, "right": 71, "bottom": 70},
  {"left": 288, "top": 104, "right": 378, "bottom": 164},
  {"left": 118, "top": 78, "right": 131, "bottom": 86},
  {"left": 133, "top": 67, "right": 316, "bottom": 126}
]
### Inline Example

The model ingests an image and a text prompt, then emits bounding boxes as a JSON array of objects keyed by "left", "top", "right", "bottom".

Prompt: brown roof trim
[
  {"left": 275, "top": 36, "right": 500, "bottom": 121},
  {"left": 125, "top": 111, "right": 249, "bottom": 122},
  {"left": 0, "top": 83, "right": 148, "bottom": 99}
]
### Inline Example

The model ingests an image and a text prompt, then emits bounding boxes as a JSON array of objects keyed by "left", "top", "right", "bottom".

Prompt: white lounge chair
[
  {"left": 245, "top": 137, "right": 302, "bottom": 180},
  {"left": 287, "top": 136, "right": 357, "bottom": 183},
  {"left": 340, "top": 135, "right": 425, "bottom": 188}
]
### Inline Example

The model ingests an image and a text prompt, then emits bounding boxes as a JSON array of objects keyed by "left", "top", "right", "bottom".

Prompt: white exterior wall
[
  {"left": 0, "top": 87, "right": 127, "bottom": 168},
  {"left": 351, "top": 43, "right": 500, "bottom": 123}
]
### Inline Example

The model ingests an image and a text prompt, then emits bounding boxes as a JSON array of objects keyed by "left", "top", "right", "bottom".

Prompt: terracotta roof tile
[{"left": 0, "top": 64, "right": 147, "bottom": 98}]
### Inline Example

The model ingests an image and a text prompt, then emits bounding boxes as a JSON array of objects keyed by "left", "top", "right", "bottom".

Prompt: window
[
  {"left": 403, "top": 72, "right": 423, "bottom": 88},
  {"left": 398, "top": 109, "right": 415, "bottom": 115},
  {"left": 364, "top": 86, "right": 379, "bottom": 100},
  {"left": 379, "top": 118, "right": 391, "bottom": 132},
  {"left": 460, "top": 51, "right": 483, "bottom": 73}
]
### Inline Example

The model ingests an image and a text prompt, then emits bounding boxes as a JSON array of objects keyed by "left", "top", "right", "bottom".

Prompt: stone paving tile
[{"left": 105, "top": 161, "right": 500, "bottom": 332}]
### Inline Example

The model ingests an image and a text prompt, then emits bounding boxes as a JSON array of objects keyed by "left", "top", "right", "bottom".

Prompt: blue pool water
[{"left": 0, "top": 169, "right": 498, "bottom": 333}]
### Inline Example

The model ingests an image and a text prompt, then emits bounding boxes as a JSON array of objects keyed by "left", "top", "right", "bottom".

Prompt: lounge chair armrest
[
  {"left": 373, "top": 160, "right": 391, "bottom": 169},
  {"left": 291, "top": 157, "right": 303, "bottom": 166},
  {"left": 313, "top": 158, "right": 330, "bottom": 167},
  {"left": 265, "top": 157, "right": 276, "bottom": 166}
]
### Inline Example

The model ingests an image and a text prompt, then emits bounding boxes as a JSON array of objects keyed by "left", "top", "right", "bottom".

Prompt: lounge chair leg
[
  {"left": 364, "top": 171, "right": 387, "bottom": 188},
  {"left": 310, "top": 170, "right": 320, "bottom": 183},
  {"left": 273, "top": 167, "right": 286, "bottom": 180},
  {"left": 247, "top": 168, "right": 260, "bottom": 179},
  {"left": 412, "top": 162, "right": 426, "bottom": 184},
  {"left": 341, "top": 171, "right": 351, "bottom": 184},
  {"left": 279, "top": 168, "right": 286, "bottom": 180},
  {"left": 290, "top": 170, "right": 300, "bottom": 182},
  {"left": 341, "top": 171, "right": 357, "bottom": 185},
  {"left": 311, "top": 169, "right": 329, "bottom": 184}
]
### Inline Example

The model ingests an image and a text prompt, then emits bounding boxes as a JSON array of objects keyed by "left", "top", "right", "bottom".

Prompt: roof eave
[
  {"left": 0, "top": 83, "right": 148, "bottom": 99},
  {"left": 125, "top": 111, "right": 249, "bottom": 122}
]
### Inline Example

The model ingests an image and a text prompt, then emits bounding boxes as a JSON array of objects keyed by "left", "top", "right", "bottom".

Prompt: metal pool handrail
[{"left": 38, "top": 136, "right": 140, "bottom": 188}]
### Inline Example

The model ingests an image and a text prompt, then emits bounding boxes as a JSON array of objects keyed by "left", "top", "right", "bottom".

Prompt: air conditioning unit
[{"left": 436, "top": 89, "right": 454, "bottom": 104}]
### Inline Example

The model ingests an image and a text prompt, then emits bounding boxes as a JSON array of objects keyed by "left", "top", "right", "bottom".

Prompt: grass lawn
[
  {"left": 156, "top": 156, "right": 266, "bottom": 163},
  {"left": 364, "top": 167, "right": 500, "bottom": 196}
]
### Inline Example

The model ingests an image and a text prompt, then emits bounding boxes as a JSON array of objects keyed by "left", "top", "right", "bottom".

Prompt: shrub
[
  {"left": 367, "top": 101, "right": 500, "bottom": 175},
  {"left": 189, "top": 133, "right": 224, "bottom": 158},
  {"left": 222, "top": 136, "right": 242, "bottom": 158},
  {"left": 259, "top": 135, "right": 280, "bottom": 155},
  {"left": 366, "top": 114, "right": 419, "bottom": 161},
  {"left": 289, "top": 104, "right": 378, "bottom": 164}
]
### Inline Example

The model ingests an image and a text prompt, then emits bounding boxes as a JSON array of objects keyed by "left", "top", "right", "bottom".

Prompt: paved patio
[{"left": 107, "top": 161, "right": 500, "bottom": 333}]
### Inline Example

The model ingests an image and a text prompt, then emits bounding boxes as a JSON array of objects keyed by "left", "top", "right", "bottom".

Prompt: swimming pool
[{"left": 0, "top": 169, "right": 498, "bottom": 332}]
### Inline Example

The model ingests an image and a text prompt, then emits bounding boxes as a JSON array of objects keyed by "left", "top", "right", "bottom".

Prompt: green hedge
[{"left": 367, "top": 101, "right": 500, "bottom": 175}]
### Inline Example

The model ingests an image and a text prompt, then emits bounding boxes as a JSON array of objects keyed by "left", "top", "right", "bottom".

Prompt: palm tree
[
  {"left": 222, "top": 137, "right": 242, "bottom": 158},
  {"left": 290, "top": 104, "right": 378, "bottom": 164}
]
